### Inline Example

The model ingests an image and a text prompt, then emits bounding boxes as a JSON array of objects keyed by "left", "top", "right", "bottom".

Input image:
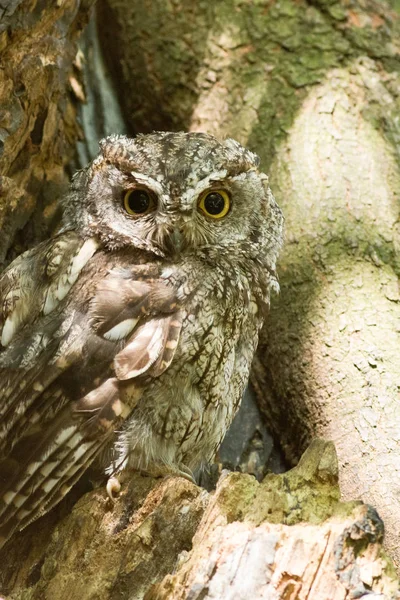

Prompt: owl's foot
[
  {"left": 106, "top": 476, "right": 121, "bottom": 500},
  {"left": 175, "top": 463, "right": 196, "bottom": 485},
  {"left": 142, "top": 463, "right": 196, "bottom": 485}
]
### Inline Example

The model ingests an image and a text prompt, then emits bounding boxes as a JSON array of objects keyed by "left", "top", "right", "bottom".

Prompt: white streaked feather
[
  {"left": 42, "top": 478, "right": 59, "bottom": 494},
  {"left": 73, "top": 443, "right": 91, "bottom": 461},
  {"left": 43, "top": 289, "right": 58, "bottom": 315},
  {"left": 1, "top": 289, "right": 22, "bottom": 346},
  {"left": 53, "top": 426, "right": 76, "bottom": 446},
  {"left": 39, "top": 462, "right": 59, "bottom": 478},
  {"left": 26, "top": 461, "right": 42, "bottom": 477},
  {"left": 12, "top": 494, "right": 28, "bottom": 508},
  {"left": 43, "top": 238, "right": 99, "bottom": 315},
  {"left": 103, "top": 318, "right": 138, "bottom": 341},
  {"left": 20, "top": 333, "right": 50, "bottom": 368},
  {"left": 2, "top": 491, "right": 14, "bottom": 506},
  {"left": 55, "top": 274, "right": 70, "bottom": 303},
  {"left": 114, "top": 318, "right": 165, "bottom": 380},
  {"left": 16, "top": 509, "right": 30, "bottom": 520},
  {"left": 1, "top": 316, "right": 16, "bottom": 347},
  {"left": 129, "top": 171, "right": 164, "bottom": 196},
  {"left": 68, "top": 238, "right": 99, "bottom": 282},
  {"left": 66, "top": 433, "right": 83, "bottom": 449}
]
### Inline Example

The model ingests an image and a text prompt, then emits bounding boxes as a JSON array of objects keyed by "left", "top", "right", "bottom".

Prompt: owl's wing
[
  {"left": 0, "top": 232, "right": 99, "bottom": 448},
  {"left": 0, "top": 239, "right": 183, "bottom": 543}
]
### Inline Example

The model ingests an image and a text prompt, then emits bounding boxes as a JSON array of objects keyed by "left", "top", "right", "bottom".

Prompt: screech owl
[{"left": 0, "top": 131, "right": 283, "bottom": 545}]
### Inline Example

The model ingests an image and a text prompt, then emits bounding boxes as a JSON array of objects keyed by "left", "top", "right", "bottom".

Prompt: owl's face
[{"left": 64, "top": 132, "right": 282, "bottom": 261}]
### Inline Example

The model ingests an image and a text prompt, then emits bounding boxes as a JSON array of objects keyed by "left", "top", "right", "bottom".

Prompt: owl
[{"left": 0, "top": 131, "right": 283, "bottom": 545}]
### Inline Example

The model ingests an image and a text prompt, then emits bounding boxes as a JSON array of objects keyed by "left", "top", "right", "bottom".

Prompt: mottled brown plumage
[{"left": 0, "top": 132, "right": 283, "bottom": 545}]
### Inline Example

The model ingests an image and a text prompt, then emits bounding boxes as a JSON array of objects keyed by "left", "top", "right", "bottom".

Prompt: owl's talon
[
  {"left": 106, "top": 476, "right": 121, "bottom": 500},
  {"left": 141, "top": 463, "right": 196, "bottom": 485},
  {"left": 177, "top": 465, "right": 196, "bottom": 485}
]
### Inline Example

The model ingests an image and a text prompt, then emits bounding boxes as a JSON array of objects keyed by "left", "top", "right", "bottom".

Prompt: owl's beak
[
  {"left": 159, "top": 218, "right": 190, "bottom": 255},
  {"left": 170, "top": 227, "right": 184, "bottom": 252}
]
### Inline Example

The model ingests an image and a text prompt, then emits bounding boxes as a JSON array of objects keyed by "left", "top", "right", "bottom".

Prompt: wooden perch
[
  {"left": 149, "top": 440, "right": 399, "bottom": 600},
  {"left": 1, "top": 440, "right": 398, "bottom": 599}
]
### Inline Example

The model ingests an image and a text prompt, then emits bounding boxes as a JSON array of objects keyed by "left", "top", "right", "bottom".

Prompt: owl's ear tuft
[
  {"left": 99, "top": 135, "right": 133, "bottom": 165},
  {"left": 223, "top": 138, "right": 260, "bottom": 171}
]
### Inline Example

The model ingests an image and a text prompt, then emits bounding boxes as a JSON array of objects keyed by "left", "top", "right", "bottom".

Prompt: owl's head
[{"left": 64, "top": 132, "right": 283, "bottom": 265}]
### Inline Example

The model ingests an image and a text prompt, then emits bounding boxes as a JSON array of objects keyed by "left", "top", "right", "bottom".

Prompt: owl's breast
[
  {"left": 159, "top": 254, "right": 266, "bottom": 396},
  {"left": 120, "top": 257, "right": 265, "bottom": 471}
]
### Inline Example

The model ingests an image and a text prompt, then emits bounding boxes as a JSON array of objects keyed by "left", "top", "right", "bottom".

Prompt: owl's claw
[
  {"left": 140, "top": 463, "right": 196, "bottom": 485},
  {"left": 106, "top": 476, "right": 121, "bottom": 500},
  {"left": 176, "top": 464, "right": 196, "bottom": 485}
]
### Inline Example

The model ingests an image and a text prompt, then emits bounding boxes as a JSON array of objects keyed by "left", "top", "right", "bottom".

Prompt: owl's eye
[
  {"left": 198, "top": 189, "right": 231, "bottom": 219},
  {"left": 123, "top": 188, "right": 156, "bottom": 216}
]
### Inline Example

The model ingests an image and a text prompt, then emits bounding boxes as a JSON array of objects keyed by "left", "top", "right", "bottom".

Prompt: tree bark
[
  {"left": 0, "top": 0, "right": 94, "bottom": 265},
  {"left": 252, "top": 53, "right": 400, "bottom": 572},
  {"left": 149, "top": 441, "right": 399, "bottom": 600},
  {"left": 96, "top": 0, "right": 400, "bottom": 571},
  {"left": 2, "top": 441, "right": 399, "bottom": 599}
]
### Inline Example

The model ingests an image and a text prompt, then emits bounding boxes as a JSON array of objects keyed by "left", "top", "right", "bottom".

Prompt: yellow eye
[
  {"left": 198, "top": 189, "right": 230, "bottom": 219},
  {"left": 123, "top": 188, "right": 156, "bottom": 216}
]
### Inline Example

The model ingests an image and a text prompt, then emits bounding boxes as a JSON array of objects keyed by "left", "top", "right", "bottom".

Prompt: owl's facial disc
[
  {"left": 75, "top": 133, "right": 273, "bottom": 259},
  {"left": 119, "top": 176, "right": 234, "bottom": 256}
]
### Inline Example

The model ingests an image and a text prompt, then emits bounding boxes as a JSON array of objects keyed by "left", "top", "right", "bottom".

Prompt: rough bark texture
[
  {"left": 149, "top": 441, "right": 399, "bottom": 600},
  {"left": 252, "top": 54, "right": 400, "bottom": 572},
  {"left": 96, "top": 0, "right": 400, "bottom": 571},
  {"left": 0, "top": 474, "right": 206, "bottom": 600},
  {"left": 1, "top": 441, "right": 399, "bottom": 599},
  {"left": 0, "top": 0, "right": 94, "bottom": 265}
]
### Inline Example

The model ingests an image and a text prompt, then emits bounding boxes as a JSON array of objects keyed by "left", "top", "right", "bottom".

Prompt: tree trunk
[
  {"left": 96, "top": 0, "right": 400, "bottom": 571},
  {"left": 252, "top": 53, "right": 400, "bottom": 572},
  {"left": 0, "top": 0, "right": 95, "bottom": 264},
  {"left": 1, "top": 0, "right": 400, "bottom": 597},
  {"left": 149, "top": 441, "right": 398, "bottom": 600}
]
